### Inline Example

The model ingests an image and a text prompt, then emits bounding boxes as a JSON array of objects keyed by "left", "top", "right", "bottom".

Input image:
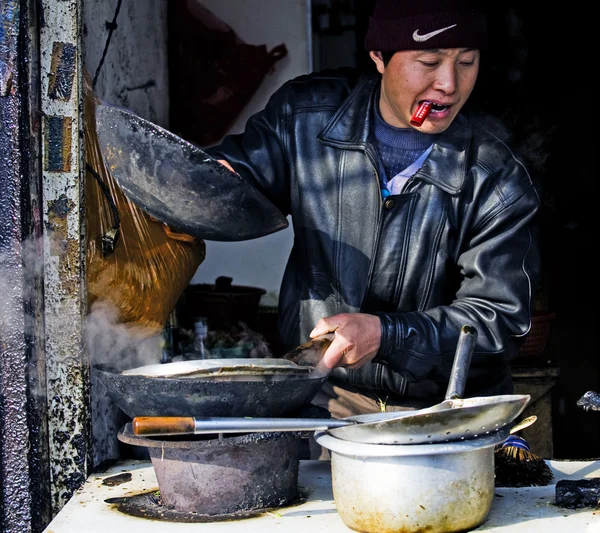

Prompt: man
[{"left": 208, "top": 0, "right": 540, "bottom": 419}]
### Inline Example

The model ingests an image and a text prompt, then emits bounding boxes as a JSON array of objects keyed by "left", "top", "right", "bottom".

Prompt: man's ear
[{"left": 369, "top": 50, "right": 385, "bottom": 74}]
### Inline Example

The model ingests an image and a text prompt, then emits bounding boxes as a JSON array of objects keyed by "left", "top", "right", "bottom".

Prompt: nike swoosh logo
[{"left": 413, "top": 24, "right": 457, "bottom": 42}]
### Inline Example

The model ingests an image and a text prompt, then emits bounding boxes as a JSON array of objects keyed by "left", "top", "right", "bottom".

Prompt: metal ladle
[{"left": 326, "top": 324, "right": 528, "bottom": 444}]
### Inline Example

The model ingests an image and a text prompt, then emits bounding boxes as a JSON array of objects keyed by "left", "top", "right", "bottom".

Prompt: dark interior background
[{"left": 310, "top": 0, "right": 598, "bottom": 459}]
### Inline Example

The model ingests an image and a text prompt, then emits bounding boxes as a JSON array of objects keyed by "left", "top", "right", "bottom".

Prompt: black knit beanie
[{"left": 364, "top": 0, "right": 487, "bottom": 52}]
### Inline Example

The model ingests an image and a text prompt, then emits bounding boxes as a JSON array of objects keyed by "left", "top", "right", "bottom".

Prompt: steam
[
  {"left": 0, "top": 251, "right": 23, "bottom": 335},
  {"left": 0, "top": 237, "right": 41, "bottom": 400},
  {"left": 85, "top": 299, "right": 163, "bottom": 371},
  {"left": 0, "top": 232, "right": 162, "bottom": 373},
  {"left": 85, "top": 299, "right": 165, "bottom": 465},
  {"left": 0, "top": 232, "right": 162, "bottom": 467}
]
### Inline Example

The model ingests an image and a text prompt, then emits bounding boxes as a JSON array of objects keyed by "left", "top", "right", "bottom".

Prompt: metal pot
[
  {"left": 180, "top": 276, "right": 266, "bottom": 330},
  {"left": 315, "top": 427, "right": 509, "bottom": 533}
]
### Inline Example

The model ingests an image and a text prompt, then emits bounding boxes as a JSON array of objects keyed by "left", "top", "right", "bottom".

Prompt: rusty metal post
[
  {"left": 0, "top": 4, "right": 33, "bottom": 532},
  {"left": 1, "top": 0, "right": 52, "bottom": 532},
  {"left": 39, "top": 0, "right": 90, "bottom": 517}
]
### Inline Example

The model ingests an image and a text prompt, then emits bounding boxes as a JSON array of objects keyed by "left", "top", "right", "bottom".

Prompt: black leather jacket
[{"left": 207, "top": 68, "right": 540, "bottom": 401}]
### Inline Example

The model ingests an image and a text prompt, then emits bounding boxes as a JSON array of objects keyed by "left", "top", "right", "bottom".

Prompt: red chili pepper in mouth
[{"left": 410, "top": 101, "right": 432, "bottom": 127}]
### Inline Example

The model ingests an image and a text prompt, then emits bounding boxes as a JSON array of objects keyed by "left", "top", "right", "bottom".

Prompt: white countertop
[{"left": 44, "top": 459, "right": 600, "bottom": 533}]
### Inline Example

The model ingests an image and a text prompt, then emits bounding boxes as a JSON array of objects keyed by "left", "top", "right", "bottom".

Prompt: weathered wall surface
[{"left": 82, "top": 0, "right": 169, "bottom": 126}]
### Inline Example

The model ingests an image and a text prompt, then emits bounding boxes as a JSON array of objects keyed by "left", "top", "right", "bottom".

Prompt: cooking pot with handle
[{"left": 315, "top": 427, "right": 509, "bottom": 533}]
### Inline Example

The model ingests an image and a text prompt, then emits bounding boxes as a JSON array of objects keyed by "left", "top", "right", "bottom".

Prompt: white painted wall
[{"left": 189, "top": 0, "right": 312, "bottom": 305}]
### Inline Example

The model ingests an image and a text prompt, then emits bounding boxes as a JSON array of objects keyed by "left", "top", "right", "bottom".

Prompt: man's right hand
[{"left": 309, "top": 313, "right": 382, "bottom": 372}]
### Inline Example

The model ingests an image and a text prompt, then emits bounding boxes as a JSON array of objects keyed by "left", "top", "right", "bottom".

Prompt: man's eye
[
  {"left": 420, "top": 61, "right": 439, "bottom": 67},
  {"left": 459, "top": 61, "right": 475, "bottom": 67}
]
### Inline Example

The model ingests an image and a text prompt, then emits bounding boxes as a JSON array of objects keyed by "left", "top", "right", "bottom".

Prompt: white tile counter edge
[{"left": 44, "top": 459, "right": 600, "bottom": 533}]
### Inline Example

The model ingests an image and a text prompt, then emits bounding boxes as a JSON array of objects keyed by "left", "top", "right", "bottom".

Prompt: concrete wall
[
  {"left": 82, "top": 0, "right": 169, "bottom": 127},
  {"left": 189, "top": 0, "right": 312, "bottom": 305}
]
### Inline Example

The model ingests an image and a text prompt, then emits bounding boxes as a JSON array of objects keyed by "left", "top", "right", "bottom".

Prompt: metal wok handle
[
  {"left": 132, "top": 416, "right": 352, "bottom": 436},
  {"left": 445, "top": 324, "right": 478, "bottom": 400}
]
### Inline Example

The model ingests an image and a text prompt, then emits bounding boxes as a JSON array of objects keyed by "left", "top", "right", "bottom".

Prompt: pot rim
[
  {"left": 120, "top": 358, "right": 310, "bottom": 378},
  {"left": 315, "top": 426, "right": 509, "bottom": 457}
]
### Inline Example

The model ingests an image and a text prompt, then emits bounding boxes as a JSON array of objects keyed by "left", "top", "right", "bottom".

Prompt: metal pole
[
  {"left": 39, "top": 0, "right": 90, "bottom": 518},
  {"left": 0, "top": 0, "right": 52, "bottom": 531}
]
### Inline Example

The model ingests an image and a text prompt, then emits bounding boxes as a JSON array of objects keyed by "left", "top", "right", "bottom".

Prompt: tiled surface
[{"left": 44, "top": 460, "right": 600, "bottom": 533}]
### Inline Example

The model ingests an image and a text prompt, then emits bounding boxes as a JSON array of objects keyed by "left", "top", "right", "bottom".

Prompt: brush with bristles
[{"left": 494, "top": 415, "right": 554, "bottom": 487}]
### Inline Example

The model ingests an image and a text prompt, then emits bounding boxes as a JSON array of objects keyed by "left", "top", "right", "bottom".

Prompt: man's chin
[{"left": 414, "top": 122, "right": 451, "bottom": 135}]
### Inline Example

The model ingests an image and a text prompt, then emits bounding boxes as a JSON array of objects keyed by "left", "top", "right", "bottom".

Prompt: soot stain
[
  {"left": 105, "top": 487, "right": 311, "bottom": 523},
  {"left": 102, "top": 473, "right": 133, "bottom": 487}
]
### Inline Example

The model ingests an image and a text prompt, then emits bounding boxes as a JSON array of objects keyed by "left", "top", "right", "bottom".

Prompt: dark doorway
[{"left": 311, "top": 0, "right": 598, "bottom": 459}]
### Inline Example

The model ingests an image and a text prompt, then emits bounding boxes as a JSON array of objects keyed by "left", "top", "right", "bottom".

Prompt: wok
[
  {"left": 94, "top": 361, "right": 326, "bottom": 418},
  {"left": 94, "top": 103, "right": 289, "bottom": 241}
]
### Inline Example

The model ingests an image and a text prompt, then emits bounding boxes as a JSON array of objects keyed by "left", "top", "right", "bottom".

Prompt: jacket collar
[
  {"left": 318, "top": 73, "right": 377, "bottom": 149},
  {"left": 417, "top": 117, "right": 471, "bottom": 195},
  {"left": 318, "top": 73, "right": 473, "bottom": 195}
]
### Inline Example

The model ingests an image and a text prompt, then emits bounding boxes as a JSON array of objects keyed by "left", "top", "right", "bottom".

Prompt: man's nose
[{"left": 432, "top": 66, "right": 457, "bottom": 93}]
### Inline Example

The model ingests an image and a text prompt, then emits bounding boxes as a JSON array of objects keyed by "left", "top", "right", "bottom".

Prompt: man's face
[{"left": 370, "top": 48, "right": 480, "bottom": 134}]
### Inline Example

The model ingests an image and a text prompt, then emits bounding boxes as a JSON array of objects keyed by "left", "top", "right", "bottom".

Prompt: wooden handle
[
  {"left": 510, "top": 415, "right": 537, "bottom": 434},
  {"left": 132, "top": 416, "right": 195, "bottom": 436}
]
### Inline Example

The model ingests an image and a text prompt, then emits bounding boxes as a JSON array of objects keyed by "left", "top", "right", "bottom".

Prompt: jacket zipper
[{"left": 360, "top": 147, "right": 384, "bottom": 312}]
